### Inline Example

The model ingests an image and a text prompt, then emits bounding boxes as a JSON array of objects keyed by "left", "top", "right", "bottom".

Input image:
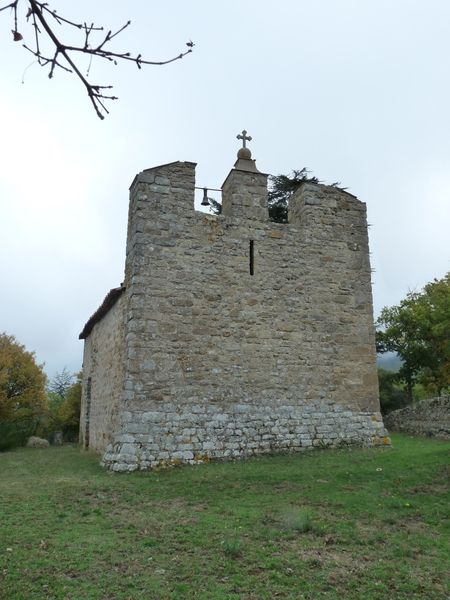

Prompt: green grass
[{"left": 0, "top": 434, "right": 449, "bottom": 599}]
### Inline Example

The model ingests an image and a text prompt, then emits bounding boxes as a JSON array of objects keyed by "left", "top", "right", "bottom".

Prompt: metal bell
[{"left": 201, "top": 187, "right": 210, "bottom": 206}]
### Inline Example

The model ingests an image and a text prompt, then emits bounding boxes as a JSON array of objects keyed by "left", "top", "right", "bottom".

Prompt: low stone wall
[
  {"left": 102, "top": 401, "right": 390, "bottom": 472},
  {"left": 384, "top": 396, "right": 450, "bottom": 439}
]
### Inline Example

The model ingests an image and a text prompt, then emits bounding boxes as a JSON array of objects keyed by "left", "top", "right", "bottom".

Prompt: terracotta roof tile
[{"left": 79, "top": 285, "right": 125, "bottom": 340}]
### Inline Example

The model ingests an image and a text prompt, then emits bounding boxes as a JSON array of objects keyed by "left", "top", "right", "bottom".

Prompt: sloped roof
[{"left": 79, "top": 285, "right": 126, "bottom": 340}]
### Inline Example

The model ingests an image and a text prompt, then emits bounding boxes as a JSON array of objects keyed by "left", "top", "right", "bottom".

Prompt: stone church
[{"left": 79, "top": 134, "right": 389, "bottom": 471}]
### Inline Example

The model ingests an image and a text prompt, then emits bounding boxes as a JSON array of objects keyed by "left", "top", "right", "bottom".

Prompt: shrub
[{"left": 0, "top": 419, "right": 36, "bottom": 451}]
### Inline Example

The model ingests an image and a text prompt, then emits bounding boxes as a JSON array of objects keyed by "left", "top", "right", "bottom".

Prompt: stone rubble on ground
[{"left": 26, "top": 436, "right": 50, "bottom": 449}]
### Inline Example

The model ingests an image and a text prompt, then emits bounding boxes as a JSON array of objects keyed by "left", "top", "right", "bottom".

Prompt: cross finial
[{"left": 237, "top": 129, "right": 252, "bottom": 149}]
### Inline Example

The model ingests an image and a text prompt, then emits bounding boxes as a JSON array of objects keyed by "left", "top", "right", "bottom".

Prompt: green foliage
[
  {"left": 58, "top": 374, "right": 81, "bottom": 441},
  {"left": 47, "top": 367, "right": 73, "bottom": 398},
  {"left": 0, "top": 333, "right": 47, "bottom": 450},
  {"left": 47, "top": 390, "right": 65, "bottom": 412},
  {"left": 409, "top": 382, "right": 432, "bottom": 402},
  {"left": 207, "top": 196, "right": 222, "bottom": 216},
  {"left": 377, "top": 272, "right": 450, "bottom": 399},
  {"left": 267, "top": 168, "right": 319, "bottom": 223},
  {"left": 40, "top": 372, "right": 81, "bottom": 442},
  {"left": 208, "top": 168, "right": 336, "bottom": 223},
  {"left": 0, "top": 419, "right": 36, "bottom": 452},
  {"left": 377, "top": 368, "right": 410, "bottom": 414},
  {"left": 418, "top": 273, "right": 450, "bottom": 392},
  {"left": 0, "top": 436, "right": 448, "bottom": 599}
]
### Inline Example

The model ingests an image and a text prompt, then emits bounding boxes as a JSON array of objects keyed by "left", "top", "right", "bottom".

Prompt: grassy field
[{"left": 0, "top": 435, "right": 449, "bottom": 600}]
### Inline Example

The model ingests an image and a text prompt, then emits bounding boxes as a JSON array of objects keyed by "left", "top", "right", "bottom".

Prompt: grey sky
[{"left": 0, "top": 0, "right": 449, "bottom": 378}]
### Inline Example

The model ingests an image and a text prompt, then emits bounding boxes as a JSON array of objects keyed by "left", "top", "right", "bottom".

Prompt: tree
[
  {"left": 0, "top": 333, "right": 47, "bottom": 449},
  {"left": 208, "top": 169, "right": 340, "bottom": 223},
  {"left": 40, "top": 369, "right": 81, "bottom": 442},
  {"left": 377, "top": 368, "right": 410, "bottom": 414},
  {"left": 0, "top": 1, "right": 193, "bottom": 119},
  {"left": 376, "top": 272, "right": 450, "bottom": 400},
  {"left": 48, "top": 367, "right": 73, "bottom": 398},
  {"left": 415, "top": 273, "right": 450, "bottom": 394},
  {"left": 266, "top": 169, "right": 320, "bottom": 223},
  {"left": 58, "top": 373, "right": 81, "bottom": 441}
]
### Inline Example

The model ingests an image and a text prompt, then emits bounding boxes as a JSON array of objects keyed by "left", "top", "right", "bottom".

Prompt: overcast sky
[{"left": 0, "top": 0, "right": 449, "bottom": 379}]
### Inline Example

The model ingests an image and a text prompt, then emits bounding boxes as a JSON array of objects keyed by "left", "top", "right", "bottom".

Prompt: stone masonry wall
[
  {"left": 103, "top": 403, "right": 387, "bottom": 471},
  {"left": 94, "top": 160, "right": 389, "bottom": 471},
  {"left": 80, "top": 294, "right": 126, "bottom": 453},
  {"left": 384, "top": 396, "right": 450, "bottom": 438}
]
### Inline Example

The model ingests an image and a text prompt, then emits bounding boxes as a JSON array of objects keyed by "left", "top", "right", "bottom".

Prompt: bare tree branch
[{"left": 1, "top": 0, "right": 194, "bottom": 119}]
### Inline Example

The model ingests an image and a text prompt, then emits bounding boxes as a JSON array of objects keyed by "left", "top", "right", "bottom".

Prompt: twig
[{"left": 0, "top": 0, "right": 194, "bottom": 118}]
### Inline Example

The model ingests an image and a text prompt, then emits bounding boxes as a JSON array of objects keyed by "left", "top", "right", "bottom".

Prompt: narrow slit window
[{"left": 249, "top": 240, "right": 254, "bottom": 275}]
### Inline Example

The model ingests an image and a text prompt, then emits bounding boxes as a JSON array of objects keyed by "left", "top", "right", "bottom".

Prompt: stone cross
[{"left": 237, "top": 130, "right": 252, "bottom": 149}]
